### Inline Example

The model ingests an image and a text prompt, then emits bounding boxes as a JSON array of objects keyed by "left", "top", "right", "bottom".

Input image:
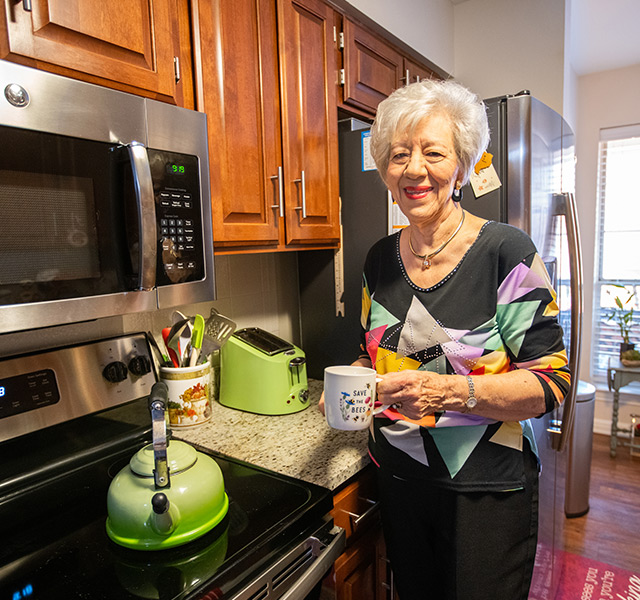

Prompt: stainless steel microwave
[{"left": 0, "top": 61, "right": 215, "bottom": 334}]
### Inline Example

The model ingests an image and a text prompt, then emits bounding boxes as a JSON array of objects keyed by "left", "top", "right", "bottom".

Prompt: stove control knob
[
  {"left": 128, "top": 355, "right": 152, "bottom": 376},
  {"left": 102, "top": 361, "right": 129, "bottom": 383}
]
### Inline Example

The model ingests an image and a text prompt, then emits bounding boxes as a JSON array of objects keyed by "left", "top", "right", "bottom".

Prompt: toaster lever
[{"left": 289, "top": 356, "right": 306, "bottom": 385}]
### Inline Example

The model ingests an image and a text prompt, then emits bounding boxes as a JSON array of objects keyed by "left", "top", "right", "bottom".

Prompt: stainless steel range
[{"left": 0, "top": 333, "right": 344, "bottom": 600}]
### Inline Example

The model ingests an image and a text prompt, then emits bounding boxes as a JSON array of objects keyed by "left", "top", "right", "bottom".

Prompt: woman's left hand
[{"left": 377, "top": 370, "right": 451, "bottom": 420}]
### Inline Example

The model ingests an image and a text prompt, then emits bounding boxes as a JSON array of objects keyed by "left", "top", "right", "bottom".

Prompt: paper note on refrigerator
[{"left": 469, "top": 152, "right": 501, "bottom": 197}]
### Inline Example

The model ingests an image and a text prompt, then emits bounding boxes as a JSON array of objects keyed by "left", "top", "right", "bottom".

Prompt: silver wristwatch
[{"left": 465, "top": 375, "right": 477, "bottom": 412}]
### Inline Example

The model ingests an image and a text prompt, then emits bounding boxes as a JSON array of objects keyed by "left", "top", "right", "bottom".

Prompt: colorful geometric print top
[{"left": 361, "top": 221, "right": 571, "bottom": 492}]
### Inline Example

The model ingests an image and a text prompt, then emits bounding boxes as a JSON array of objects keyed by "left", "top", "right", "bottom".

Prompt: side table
[{"left": 607, "top": 358, "right": 640, "bottom": 457}]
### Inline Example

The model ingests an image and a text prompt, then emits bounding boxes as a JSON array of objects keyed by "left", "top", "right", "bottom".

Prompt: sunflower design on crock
[{"left": 168, "top": 382, "right": 210, "bottom": 425}]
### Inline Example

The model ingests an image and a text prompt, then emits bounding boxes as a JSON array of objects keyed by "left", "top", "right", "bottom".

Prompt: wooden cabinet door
[
  {"left": 1, "top": 0, "right": 189, "bottom": 104},
  {"left": 194, "top": 0, "right": 281, "bottom": 247},
  {"left": 402, "top": 56, "right": 438, "bottom": 85},
  {"left": 334, "top": 528, "right": 378, "bottom": 600},
  {"left": 341, "top": 17, "right": 402, "bottom": 115},
  {"left": 278, "top": 0, "right": 340, "bottom": 246}
]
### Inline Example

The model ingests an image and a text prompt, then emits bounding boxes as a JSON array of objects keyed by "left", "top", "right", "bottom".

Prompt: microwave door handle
[{"left": 128, "top": 142, "right": 157, "bottom": 291}]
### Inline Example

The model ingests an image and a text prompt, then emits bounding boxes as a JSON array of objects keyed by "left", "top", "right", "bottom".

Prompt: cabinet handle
[
  {"left": 270, "top": 166, "right": 284, "bottom": 218},
  {"left": 353, "top": 497, "right": 379, "bottom": 528},
  {"left": 400, "top": 69, "right": 410, "bottom": 84},
  {"left": 341, "top": 497, "right": 380, "bottom": 533},
  {"left": 173, "top": 57, "right": 181, "bottom": 83},
  {"left": 293, "top": 170, "right": 307, "bottom": 219},
  {"left": 381, "top": 562, "right": 397, "bottom": 600},
  {"left": 22, "top": 0, "right": 32, "bottom": 11}
]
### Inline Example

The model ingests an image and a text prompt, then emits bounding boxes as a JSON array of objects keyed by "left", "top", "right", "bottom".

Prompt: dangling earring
[{"left": 452, "top": 182, "right": 463, "bottom": 203}]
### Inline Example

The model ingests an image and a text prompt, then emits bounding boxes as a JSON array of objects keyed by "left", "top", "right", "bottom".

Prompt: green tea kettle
[{"left": 106, "top": 381, "right": 229, "bottom": 550}]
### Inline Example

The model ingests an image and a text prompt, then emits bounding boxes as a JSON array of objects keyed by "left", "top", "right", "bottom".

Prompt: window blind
[{"left": 592, "top": 125, "right": 640, "bottom": 377}]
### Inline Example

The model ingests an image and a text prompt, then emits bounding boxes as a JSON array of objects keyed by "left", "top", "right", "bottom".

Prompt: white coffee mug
[{"left": 324, "top": 366, "right": 385, "bottom": 430}]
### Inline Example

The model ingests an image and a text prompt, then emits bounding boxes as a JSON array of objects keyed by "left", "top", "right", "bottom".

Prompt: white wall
[
  {"left": 575, "top": 63, "right": 640, "bottom": 433},
  {"left": 344, "top": 0, "right": 455, "bottom": 75},
  {"left": 452, "top": 0, "right": 567, "bottom": 119}
]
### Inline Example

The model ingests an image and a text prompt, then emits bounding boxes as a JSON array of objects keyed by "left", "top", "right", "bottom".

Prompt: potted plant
[{"left": 606, "top": 284, "right": 636, "bottom": 358}]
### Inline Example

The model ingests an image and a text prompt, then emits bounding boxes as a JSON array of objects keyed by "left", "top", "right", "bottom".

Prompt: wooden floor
[{"left": 562, "top": 433, "right": 640, "bottom": 572}]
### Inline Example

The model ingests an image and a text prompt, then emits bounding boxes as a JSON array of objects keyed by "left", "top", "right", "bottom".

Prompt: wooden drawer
[{"left": 331, "top": 465, "right": 380, "bottom": 542}]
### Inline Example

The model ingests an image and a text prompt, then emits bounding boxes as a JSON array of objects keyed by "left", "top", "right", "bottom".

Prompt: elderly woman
[{"left": 352, "top": 80, "right": 570, "bottom": 599}]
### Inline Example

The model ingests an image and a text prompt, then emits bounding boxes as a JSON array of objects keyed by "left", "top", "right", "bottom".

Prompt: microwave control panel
[{"left": 149, "top": 149, "right": 205, "bottom": 286}]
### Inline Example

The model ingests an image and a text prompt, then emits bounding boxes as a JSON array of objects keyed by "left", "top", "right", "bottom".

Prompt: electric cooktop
[{"left": 0, "top": 399, "right": 335, "bottom": 600}]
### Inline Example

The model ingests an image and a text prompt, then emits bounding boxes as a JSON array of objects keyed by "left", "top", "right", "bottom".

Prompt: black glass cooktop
[{"left": 0, "top": 401, "right": 333, "bottom": 600}]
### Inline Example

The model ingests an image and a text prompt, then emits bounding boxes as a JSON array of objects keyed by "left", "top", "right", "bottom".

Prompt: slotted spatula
[{"left": 201, "top": 308, "right": 236, "bottom": 359}]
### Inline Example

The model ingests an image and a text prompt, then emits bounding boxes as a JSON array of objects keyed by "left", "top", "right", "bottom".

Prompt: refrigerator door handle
[{"left": 552, "top": 192, "right": 583, "bottom": 452}]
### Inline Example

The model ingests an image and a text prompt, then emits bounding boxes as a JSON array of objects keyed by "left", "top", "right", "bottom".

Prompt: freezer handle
[{"left": 553, "top": 192, "right": 583, "bottom": 452}]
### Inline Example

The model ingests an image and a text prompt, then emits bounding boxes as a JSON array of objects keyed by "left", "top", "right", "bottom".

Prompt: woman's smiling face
[{"left": 385, "top": 113, "right": 461, "bottom": 224}]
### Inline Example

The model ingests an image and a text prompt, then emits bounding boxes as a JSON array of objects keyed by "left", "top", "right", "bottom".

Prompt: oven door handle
[
  {"left": 128, "top": 142, "right": 157, "bottom": 291},
  {"left": 279, "top": 527, "right": 346, "bottom": 600}
]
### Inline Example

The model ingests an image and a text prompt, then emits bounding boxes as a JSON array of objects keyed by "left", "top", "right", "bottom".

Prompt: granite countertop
[{"left": 175, "top": 379, "right": 370, "bottom": 491}]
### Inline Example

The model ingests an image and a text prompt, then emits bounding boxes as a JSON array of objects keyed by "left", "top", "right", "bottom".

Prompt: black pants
[{"left": 376, "top": 444, "right": 539, "bottom": 600}]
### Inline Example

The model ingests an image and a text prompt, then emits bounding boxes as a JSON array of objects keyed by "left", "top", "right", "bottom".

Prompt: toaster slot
[{"left": 233, "top": 328, "right": 294, "bottom": 356}]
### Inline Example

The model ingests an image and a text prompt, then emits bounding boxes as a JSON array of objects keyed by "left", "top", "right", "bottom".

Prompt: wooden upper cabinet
[
  {"left": 194, "top": 0, "right": 281, "bottom": 247},
  {"left": 341, "top": 16, "right": 402, "bottom": 115},
  {"left": 278, "top": 0, "right": 340, "bottom": 246},
  {"left": 1, "top": 0, "right": 192, "bottom": 106},
  {"left": 402, "top": 56, "right": 438, "bottom": 85},
  {"left": 194, "top": 0, "right": 340, "bottom": 251}
]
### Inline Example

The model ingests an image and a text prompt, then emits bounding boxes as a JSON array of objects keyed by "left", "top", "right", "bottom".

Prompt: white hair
[{"left": 370, "top": 79, "right": 490, "bottom": 185}]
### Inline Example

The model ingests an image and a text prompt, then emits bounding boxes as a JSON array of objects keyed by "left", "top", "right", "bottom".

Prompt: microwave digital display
[{"left": 166, "top": 163, "right": 186, "bottom": 175}]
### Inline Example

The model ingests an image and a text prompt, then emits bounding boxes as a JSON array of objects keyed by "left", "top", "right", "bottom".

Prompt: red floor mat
[{"left": 555, "top": 551, "right": 640, "bottom": 600}]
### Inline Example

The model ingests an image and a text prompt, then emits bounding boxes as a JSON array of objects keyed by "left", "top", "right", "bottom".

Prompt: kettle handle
[{"left": 149, "top": 382, "right": 171, "bottom": 489}]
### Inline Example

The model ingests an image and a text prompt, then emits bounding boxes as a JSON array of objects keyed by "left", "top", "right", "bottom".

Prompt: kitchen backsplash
[
  {"left": 0, "top": 252, "right": 302, "bottom": 359},
  {"left": 128, "top": 252, "right": 302, "bottom": 346}
]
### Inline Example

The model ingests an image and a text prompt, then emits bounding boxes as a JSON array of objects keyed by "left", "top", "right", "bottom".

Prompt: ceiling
[
  {"left": 569, "top": 0, "right": 640, "bottom": 75},
  {"left": 451, "top": 0, "right": 640, "bottom": 76}
]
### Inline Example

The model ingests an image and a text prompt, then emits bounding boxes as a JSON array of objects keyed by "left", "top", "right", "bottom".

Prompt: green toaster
[{"left": 219, "top": 328, "right": 309, "bottom": 415}]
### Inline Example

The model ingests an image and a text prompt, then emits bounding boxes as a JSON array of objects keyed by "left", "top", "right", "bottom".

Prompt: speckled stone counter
[{"left": 175, "top": 379, "right": 370, "bottom": 491}]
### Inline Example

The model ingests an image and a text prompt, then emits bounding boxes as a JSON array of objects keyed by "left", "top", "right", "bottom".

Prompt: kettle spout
[{"left": 149, "top": 492, "right": 179, "bottom": 536}]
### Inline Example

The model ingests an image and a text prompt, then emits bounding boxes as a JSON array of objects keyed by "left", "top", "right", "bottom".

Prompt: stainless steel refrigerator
[
  {"left": 299, "top": 95, "right": 583, "bottom": 598},
  {"left": 462, "top": 92, "right": 583, "bottom": 599}
]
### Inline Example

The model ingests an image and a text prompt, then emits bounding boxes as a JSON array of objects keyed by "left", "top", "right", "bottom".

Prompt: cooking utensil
[
  {"left": 162, "top": 327, "right": 180, "bottom": 368},
  {"left": 106, "top": 381, "right": 228, "bottom": 550},
  {"left": 166, "top": 318, "right": 190, "bottom": 367},
  {"left": 172, "top": 310, "right": 189, "bottom": 325},
  {"left": 147, "top": 331, "right": 171, "bottom": 367},
  {"left": 189, "top": 314, "right": 205, "bottom": 367},
  {"left": 203, "top": 308, "right": 237, "bottom": 355},
  {"left": 178, "top": 318, "right": 194, "bottom": 367}
]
